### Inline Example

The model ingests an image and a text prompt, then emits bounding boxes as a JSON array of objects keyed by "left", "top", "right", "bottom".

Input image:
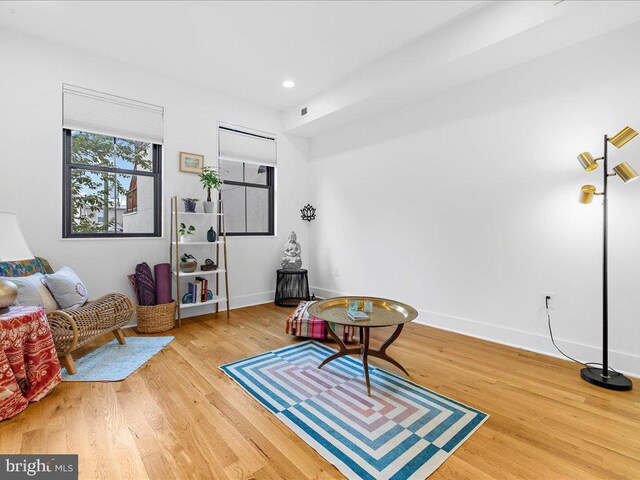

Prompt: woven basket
[{"left": 136, "top": 301, "right": 176, "bottom": 334}]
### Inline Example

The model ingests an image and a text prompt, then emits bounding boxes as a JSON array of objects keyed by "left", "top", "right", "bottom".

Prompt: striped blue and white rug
[{"left": 220, "top": 341, "right": 488, "bottom": 480}]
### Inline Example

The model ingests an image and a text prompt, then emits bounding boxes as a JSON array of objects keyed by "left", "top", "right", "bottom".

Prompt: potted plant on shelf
[
  {"left": 199, "top": 166, "right": 224, "bottom": 214},
  {"left": 182, "top": 198, "right": 198, "bottom": 213},
  {"left": 180, "top": 253, "right": 198, "bottom": 273},
  {"left": 179, "top": 223, "right": 195, "bottom": 242}
]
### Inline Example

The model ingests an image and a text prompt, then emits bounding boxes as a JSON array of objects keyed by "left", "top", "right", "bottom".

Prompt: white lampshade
[{"left": 0, "top": 211, "right": 34, "bottom": 261}]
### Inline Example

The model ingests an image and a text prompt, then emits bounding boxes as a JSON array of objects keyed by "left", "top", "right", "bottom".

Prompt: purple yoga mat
[{"left": 154, "top": 263, "right": 172, "bottom": 305}]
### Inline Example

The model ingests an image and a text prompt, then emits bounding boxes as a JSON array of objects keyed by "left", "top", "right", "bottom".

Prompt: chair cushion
[
  {"left": 43, "top": 267, "right": 89, "bottom": 309},
  {"left": 0, "top": 273, "right": 58, "bottom": 312},
  {"left": 285, "top": 300, "right": 359, "bottom": 343}
]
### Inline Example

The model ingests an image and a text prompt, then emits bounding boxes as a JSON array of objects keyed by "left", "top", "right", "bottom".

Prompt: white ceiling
[{"left": 0, "top": 1, "right": 482, "bottom": 111}]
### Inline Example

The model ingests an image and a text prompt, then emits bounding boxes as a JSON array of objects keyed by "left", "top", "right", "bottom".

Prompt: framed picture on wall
[{"left": 179, "top": 152, "right": 204, "bottom": 174}]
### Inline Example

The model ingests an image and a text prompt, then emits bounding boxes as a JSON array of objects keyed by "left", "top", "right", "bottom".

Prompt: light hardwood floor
[{"left": 1, "top": 303, "right": 638, "bottom": 480}]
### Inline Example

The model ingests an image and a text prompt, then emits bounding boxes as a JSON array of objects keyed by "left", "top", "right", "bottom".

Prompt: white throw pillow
[
  {"left": 43, "top": 267, "right": 89, "bottom": 309},
  {"left": 1, "top": 273, "right": 59, "bottom": 312}
]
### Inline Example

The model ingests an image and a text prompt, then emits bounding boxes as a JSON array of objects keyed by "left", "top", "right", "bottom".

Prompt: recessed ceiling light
[{"left": 282, "top": 80, "right": 295, "bottom": 88}]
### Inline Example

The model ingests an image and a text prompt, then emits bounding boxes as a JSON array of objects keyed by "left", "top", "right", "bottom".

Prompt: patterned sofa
[
  {"left": 0, "top": 257, "right": 134, "bottom": 374},
  {"left": 286, "top": 300, "right": 360, "bottom": 343}
]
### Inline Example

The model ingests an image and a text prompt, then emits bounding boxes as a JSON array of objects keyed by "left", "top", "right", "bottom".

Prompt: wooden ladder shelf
[{"left": 169, "top": 196, "right": 230, "bottom": 326}]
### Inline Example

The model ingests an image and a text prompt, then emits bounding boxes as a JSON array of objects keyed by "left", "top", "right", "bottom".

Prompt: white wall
[
  {"left": 0, "top": 29, "right": 311, "bottom": 319},
  {"left": 308, "top": 24, "right": 640, "bottom": 376}
]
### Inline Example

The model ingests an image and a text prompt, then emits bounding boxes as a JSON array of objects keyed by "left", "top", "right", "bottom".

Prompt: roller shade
[
  {"left": 63, "top": 84, "right": 164, "bottom": 144},
  {"left": 219, "top": 125, "right": 277, "bottom": 166}
]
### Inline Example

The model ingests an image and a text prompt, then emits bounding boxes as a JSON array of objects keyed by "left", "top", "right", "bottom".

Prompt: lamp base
[{"left": 580, "top": 367, "right": 633, "bottom": 391}]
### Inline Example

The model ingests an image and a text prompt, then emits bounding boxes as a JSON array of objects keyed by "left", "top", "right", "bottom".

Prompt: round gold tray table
[{"left": 307, "top": 296, "right": 418, "bottom": 396}]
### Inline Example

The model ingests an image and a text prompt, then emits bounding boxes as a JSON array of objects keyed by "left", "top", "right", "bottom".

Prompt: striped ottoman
[{"left": 285, "top": 301, "right": 359, "bottom": 343}]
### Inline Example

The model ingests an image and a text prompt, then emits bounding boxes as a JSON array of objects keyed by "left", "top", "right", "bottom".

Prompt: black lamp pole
[{"left": 579, "top": 134, "right": 633, "bottom": 391}]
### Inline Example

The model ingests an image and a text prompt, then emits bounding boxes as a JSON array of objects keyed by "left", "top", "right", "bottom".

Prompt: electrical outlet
[
  {"left": 542, "top": 292, "right": 555, "bottom": 310},
  {"left": 334, "top": 266, "right": 340, "bottom": 277}
]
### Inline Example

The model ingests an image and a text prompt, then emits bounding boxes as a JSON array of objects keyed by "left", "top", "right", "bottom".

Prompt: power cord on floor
[{"left": 545, "top": 296, "right": 621, "bottom": 376}]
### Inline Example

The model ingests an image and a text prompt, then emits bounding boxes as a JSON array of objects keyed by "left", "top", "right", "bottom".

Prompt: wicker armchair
[{"left": 0, "top": 257, "right": 134, "bottom": 375}]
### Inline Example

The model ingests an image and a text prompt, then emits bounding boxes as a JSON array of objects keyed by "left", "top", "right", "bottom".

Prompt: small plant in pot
[
  {"left": 180, "top": 253, "right": 198, "bottom": 273},
  {"left": 179, "top": 223, "right": 195, "bottom": 242},
  {"left": 199, "top": 166, "right": 224, "bottom": 214},
  {"left": 182, "top": 198, "right": 198, "bottom": 213}
]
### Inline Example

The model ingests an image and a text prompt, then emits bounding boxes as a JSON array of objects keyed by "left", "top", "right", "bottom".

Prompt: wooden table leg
[
  {"left": 361, "top": 326, "right": 371, "bottom": 396},
  {"left": 368, "top": 323, "right": 409, "bottom": 376},
  {"left": 318, "top": 321, "right": 360, "bottom": 369}
]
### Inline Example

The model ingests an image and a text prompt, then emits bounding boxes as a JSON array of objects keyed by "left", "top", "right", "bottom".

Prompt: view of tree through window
[{"left": 63, "top": 130, "right": 161, "bottom": 237}]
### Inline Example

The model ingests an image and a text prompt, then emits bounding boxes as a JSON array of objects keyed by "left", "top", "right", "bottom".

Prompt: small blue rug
[
  {"left": 61, "top": 336, "right": 174, "bottom": 381},
  {"left": 221, "top": 341, "right": 488, "bottom": 480}
]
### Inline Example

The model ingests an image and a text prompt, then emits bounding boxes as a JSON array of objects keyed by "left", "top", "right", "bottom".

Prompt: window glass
[
  {"left": 219, "top": 159, "right": 244, "bottom": 182},
  {"left": 221, "top": 183, "right": 246, "bottom": 233},
  {"left": 246, "top": 187, "right": 269, "bottom": 232},
  {"left": 244, "top": 163, "right": 268, "bottom": 185},
  {"left": 64, "top": 130, "right": 161, "bottom": 237}
]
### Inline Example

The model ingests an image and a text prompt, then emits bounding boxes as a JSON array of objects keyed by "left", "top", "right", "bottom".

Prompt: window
[
  {"left": 218, "top": 125, "right": 276, "bottom": 236},
  {"left": 62, "top": 84, "right": 164, "bottom": 238},
  {"left": 63, "top": 130, "right": 162, "bottom": 237}
]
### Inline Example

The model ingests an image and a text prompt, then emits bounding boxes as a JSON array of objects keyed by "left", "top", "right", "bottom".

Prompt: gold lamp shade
[
  {"left": 612, "top": 162, "right": 639, "bottom": 183},
  {"left": 578, "top": 185, "right": 597, "bottom": 204},
  {"left": 608, "top": 126, "right": 638, "bottom": 148},
  {"left": 577, "top": 152, "right": 599, "bottom": 171}
]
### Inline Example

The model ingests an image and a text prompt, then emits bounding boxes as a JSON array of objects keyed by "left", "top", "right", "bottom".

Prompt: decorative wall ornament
[
  {"left": 281, "top": 231, "right": 302, "bottom": 269},
  {"left": 300, "top": 204, "right": 316, "bottom": 222}
]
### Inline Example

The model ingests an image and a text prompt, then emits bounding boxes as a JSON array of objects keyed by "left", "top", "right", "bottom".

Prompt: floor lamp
[{"left": 576, "top": 126, "right": 638, "bottom": 391}]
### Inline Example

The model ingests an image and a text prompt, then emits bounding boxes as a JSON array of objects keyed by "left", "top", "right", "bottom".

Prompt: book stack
[{"left": 187, "top": 276, "right": 209, "bottom": 303}]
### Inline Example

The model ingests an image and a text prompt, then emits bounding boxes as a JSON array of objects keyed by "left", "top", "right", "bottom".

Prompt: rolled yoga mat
[{"left": 154, "top": 263, "right": 172, "bottom": 305}]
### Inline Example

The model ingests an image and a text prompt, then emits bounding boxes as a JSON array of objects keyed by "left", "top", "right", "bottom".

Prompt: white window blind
[
  {"left": 218, "top": 125, "right": 277, "bottom": 166},
  {"left": 62, "top": 84, "right": 164, "bottom": 144}
]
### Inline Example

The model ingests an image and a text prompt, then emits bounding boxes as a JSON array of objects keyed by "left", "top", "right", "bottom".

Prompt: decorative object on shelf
[
  {"left": 199, "top": 166, "right": 224, "bottom": 213},
  {"left": 575, "top": 125, "right": 639, "bottom": 391},
  {"left": 181, "top": 289, "right": 214, "bottom": 305},
  {"left": 179, "top": 223, "right": 195, "bottom": 242},
  {"left": 300, "top": 204, "right": 316, "bottom": 222},
  {"left": 275, "top": 268, "right": 310, "bottom": 307},
  {"left": 207, "top": 227, "right": 217, "bottom": 242},
  {"left": 180, "top": 253, "right": 198, "bottom": 273},
  {"left": 179, "top": 151, "right": 204, "bottom": 174},
  {"left": 0, "top": 278, "right": 18, "bottom": 313},
  {"left": 201, "top": 258, "right": 217, "bottom": 271},
  {"left": 181, "top": 198, "right": 198, "bottom": 213},
  {"left": 281, "top": 231, "right": 302, "bottom": 269}
]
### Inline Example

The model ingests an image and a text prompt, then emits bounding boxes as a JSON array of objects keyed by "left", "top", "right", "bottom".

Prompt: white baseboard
[{"left": 310, "top": 286, "right": 640, "bottom": 378}]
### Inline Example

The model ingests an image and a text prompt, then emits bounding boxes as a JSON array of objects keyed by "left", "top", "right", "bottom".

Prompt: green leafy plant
[
  {"left": 198, "top": 166, "right": 224, "bottom": 202},
  {"left": 179, "top": 223, "right": 195, "bottom": 236}
]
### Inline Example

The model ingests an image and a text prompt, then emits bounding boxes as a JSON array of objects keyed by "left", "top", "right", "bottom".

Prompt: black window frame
[
  {"left": 62, "top": 128, "right": 162, "bottom": 238},
  {"left": 221, "top": 162, "right": 275, "bottom": 237}
]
